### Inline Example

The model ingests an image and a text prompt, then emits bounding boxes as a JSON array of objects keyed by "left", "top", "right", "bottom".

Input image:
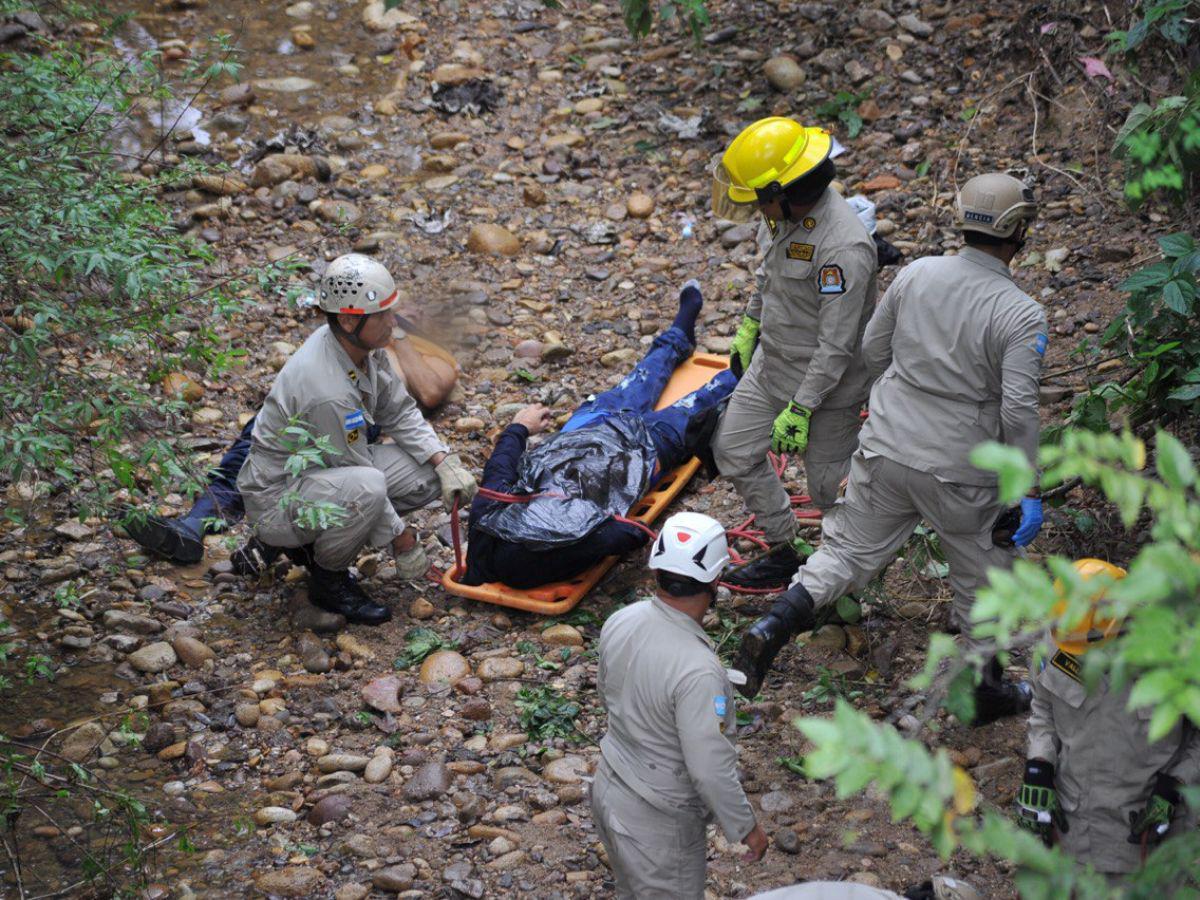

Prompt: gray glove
[{"left": 435, "top": 453, "right": 477, "bottom": 509}]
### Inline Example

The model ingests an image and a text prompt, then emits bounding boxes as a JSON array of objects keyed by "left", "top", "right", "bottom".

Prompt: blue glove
[{"left": 1011, "top": 497, "right": 1043, "bottom": 547}]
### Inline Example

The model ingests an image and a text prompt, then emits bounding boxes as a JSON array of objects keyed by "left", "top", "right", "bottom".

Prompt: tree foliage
[
  {"left": 0, "top": 18, "right": 298, "bottom": 524},
  {"left": 799, "top": 427, "right": 1200, "bottom": 896}
]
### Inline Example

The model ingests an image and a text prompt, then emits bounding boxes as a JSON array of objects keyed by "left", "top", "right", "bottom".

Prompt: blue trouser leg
[
  {"left": 182, "top": 417, "right": 255, "bottom": 534},
  {"left": 646, "top": 369, "right": 738, "bottom": 472},
  {"left": 182, "top": 417, "right": 384, "bottom": 536},
  {"left": 562, "top": 327, "right": 695, "bottom": 433}
]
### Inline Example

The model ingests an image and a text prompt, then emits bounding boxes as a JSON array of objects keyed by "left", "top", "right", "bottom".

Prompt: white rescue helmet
[
  {"left": 319, "top": 254, "right": 399, "bottom": 316},
  {"left": 648, "top": 512, "right": 730, "bottom": 583},
  {"left": 953, "top": 173, "right": 1037, "bottom": 239}
]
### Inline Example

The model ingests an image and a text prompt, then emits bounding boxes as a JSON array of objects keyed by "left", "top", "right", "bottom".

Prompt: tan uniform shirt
[
  {"left": 596, "top": 597, "right": 756, "bottom": 843},
  {"left": 859, "top": 246, "right": 1048, "bottom": 485},
  {"left": 1028, "top": 642, "right": 1200, "bottom": 873},
  {"left": 239, "top": 325, "right": 446, "bottom": 501},
  {"left": 745, "top": 186, "right": 877, "bottom": 411}
]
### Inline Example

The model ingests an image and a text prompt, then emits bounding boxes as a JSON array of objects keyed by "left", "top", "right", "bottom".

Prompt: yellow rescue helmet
[
  {"left": 721, "top": 117, "right": 833, "bottom": 204},
  {"left": 1052, "top": 558, "right": 1126, "bottom": 655}
]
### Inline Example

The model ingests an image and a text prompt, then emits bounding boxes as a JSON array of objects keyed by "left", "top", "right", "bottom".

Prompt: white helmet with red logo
[
  {"left": 319, "top": 254, "right": 398, "bottom": 315},
  {"left": 648, "top": 512, "right": 730, "bottom": 583}
]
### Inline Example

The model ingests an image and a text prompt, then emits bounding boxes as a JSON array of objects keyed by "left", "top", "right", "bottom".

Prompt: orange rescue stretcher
[{"left": 440, "top": 353, "right": 729, "bottom": 615}]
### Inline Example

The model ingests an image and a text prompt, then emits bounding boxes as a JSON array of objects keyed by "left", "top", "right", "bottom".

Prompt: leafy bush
[
  {"left": 1106, "top": 0, "right": 1199, "bottom": 52},
  {"left": 1113, "top": 74, "right": 1200, "bottom": 207},
  {"left": 0, "top": 21, "right": 310, "bottom": 525},
  {"left": 619, "top": 0, "right": 711, "bottom": 41},
  {"left": 812, "top": 91, "right": 870, "bottom": 139},
  {"left": 797, "top": 426, "right": 1200, "bottom": 897},
  {"left": 1058, "top": 233, "right": 1200, "bottom": 434},
  {"left": 393, "top": 627, "right": 458, "bottom": 669},
  {"left": 515, "top": 685, "right": 582, "bottom": 742}
]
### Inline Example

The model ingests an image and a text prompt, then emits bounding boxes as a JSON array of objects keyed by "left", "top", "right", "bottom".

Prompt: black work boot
[
  {"left": 230, "top": 536, "right": 285, "bottom": 576},
  {"left": 308, "top": 564, "right": 392, "bottom": 627},
  {"left": 123, "top": 514, "right": 204, "bottom": 565},
  {"left": 723, "top": 539, "right": 805, "bottom": 591},
  {"left": 971, "top": 657, "right": 1033, "bottom": 726},
  {"left": 733, "top": 582, "right": 817, "bottom": 699}
]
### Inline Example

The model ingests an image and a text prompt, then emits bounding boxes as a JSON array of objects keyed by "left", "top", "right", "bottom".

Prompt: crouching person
[
  {"left": 236, "top": 254, "right": 476, "bottom": 625},
  {"left": 1017, "top": 559, "right": 1199, "bottom": 878},
  {"left": 591, "top": 513, "right": 767, "bottom": 899}
]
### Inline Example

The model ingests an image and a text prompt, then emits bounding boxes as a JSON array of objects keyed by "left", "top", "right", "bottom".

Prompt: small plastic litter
[{"left": 408, "top": 209, "right": 453, "bottom": 235}]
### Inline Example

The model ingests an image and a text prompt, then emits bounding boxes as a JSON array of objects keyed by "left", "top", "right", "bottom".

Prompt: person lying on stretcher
[{"left": 461, "top": 283, "right": 737, "bottom": 589}]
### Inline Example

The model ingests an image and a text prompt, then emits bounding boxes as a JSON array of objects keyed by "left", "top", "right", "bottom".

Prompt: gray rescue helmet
[{"left": 953, "top": 173, "right": 1037, "bottom": 239}]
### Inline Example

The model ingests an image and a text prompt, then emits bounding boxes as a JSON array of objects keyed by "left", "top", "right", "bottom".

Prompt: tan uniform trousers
[
  {"left": 796, "top": 452, "right": 1015, "bottom": 653},
  {"left": 244, "top": 443, "right": 440, "bottom": 571},
  {"left": 714, "top": 364, "right": 863, "bottom": 543},
  {"left": 591, "top": 760, "right": 708, "bottom": 900}
]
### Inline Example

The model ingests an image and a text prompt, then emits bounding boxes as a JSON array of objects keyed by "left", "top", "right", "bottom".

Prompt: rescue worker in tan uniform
[
  {"left": 237, "top": 254, "right": 476, "bottom": 625},
  {"left": 1018, "top": 559, "right": 1200, "bottom": 877},
  {"left": 735, "top": 174, "right": 1046, "bottom": 726},
  {"left": 592, "top": 512, "right": 767, "bottom": 898},
  {"left": 710, "top": 117, "right": 877, "bottom": 590}
]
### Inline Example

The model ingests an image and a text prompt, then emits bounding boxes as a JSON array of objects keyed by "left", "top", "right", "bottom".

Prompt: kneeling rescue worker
[
  {"left": 235, "top": 254, "right": 477, "bottom": 625},
  {"left": 711, "top": 116, "right": 878, "bottom": 590},
  {"left": 1018, "top": 558, "right": 1200, "bottom": 877},
  {"left": 734, "top": 173, "right": 1048, "bottom": 726},
  {"left": 592, "top": 512, "right": 767, "bottom": 898}
]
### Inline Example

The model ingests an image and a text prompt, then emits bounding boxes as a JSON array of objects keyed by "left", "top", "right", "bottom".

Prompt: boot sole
[
  {"left": 308, "top": 595, "right": 392, "bottom": 627},
  {"left": 124, "top": 518, "right": 203, "bottom": 565}
]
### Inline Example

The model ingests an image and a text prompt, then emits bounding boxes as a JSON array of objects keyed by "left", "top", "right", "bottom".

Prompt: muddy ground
[{"left": 0, "top": 0, "right": 1184, "bottom": 896}]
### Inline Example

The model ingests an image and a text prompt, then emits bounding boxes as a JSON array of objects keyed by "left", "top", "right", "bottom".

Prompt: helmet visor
[{"left": 710, "top": 154, "right": 758, "bottom": 223}]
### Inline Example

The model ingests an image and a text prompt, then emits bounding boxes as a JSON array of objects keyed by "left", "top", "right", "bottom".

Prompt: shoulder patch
[
  {"left": 817, "top": 264, "right": 846, "bottom": 295},
  {"left": 1034, "top": 333, "right": 1048, "bottom": 356},
  {"left": 344, "top": 409, "right": 366, "bottom": 431},
  {"left": 787, "top": 242, "right": 815, "bottom": 261},
  {"left": 714, "top": 695, "right": 727, "bottom": 717},
  {"left": 347, "top": 428, "right": 360, "bottom": 444},
  {"left": 1050, "top": 649, "right": 1082, "bottom": 684},
  {"left": 802, "top": 216, "right": 817, "bottom": 230}
]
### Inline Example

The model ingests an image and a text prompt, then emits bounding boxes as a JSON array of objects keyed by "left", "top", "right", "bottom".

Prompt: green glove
[
  {"left": 1015, "top": 759, "right": 1068, "bottom": 845},
  {"left": 770, "top": 402, "right": 811, "bottom": 455},
  {"left": 729, "top": 315, "right": 760, "bottom": 379},
  {"left": 1128, "top": 774, "right": 1181, "bottom": 846}
]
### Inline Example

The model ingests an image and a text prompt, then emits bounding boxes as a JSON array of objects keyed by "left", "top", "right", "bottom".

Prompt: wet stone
[
  {"left": 372, "top": 863, "right": 416, "bottom": 892},
  {"left": 477, "top": 656, "right": 524, "bottom": 681},
  {"left": 318, "top": 754, "right": 371, "bottom": 773},
  {"left": 419, "top": 650, "right": 470, "bottom": 685},
  {"left": 776, "top": 828, "right": 802, "bottom": 853},
  {"left": 102, "top": 610, "right": 162, "bottom": 635},
  {"left": 254, "top": 806, "right": 299, "bottom": 826},
  {"left": 253, "top": 866, "right": 325, "bottom": 897},
  {"left": 542, "top": 755, "right": 588, "bottom": 785},
  {"left": 403, "top": 758, "right": 451, "bottom": 801},
  {"left": 307, "top": 794, "right": 352, "bottom": 826},
  {"left": 361, "top": 674, "right": 403, "bottom": 713},
  {"left": 129, "top": 642, "right": 177, "bottom": 673}
]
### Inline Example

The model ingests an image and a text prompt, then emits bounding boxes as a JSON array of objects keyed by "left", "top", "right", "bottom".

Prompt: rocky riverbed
[{"left": 0, "top": 0, "right": 1170, "bottom": 896}]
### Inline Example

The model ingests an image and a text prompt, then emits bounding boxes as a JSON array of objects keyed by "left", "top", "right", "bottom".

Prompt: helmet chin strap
[{"left": 333, "top": 314, "right": 372, "bottom": 350}]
